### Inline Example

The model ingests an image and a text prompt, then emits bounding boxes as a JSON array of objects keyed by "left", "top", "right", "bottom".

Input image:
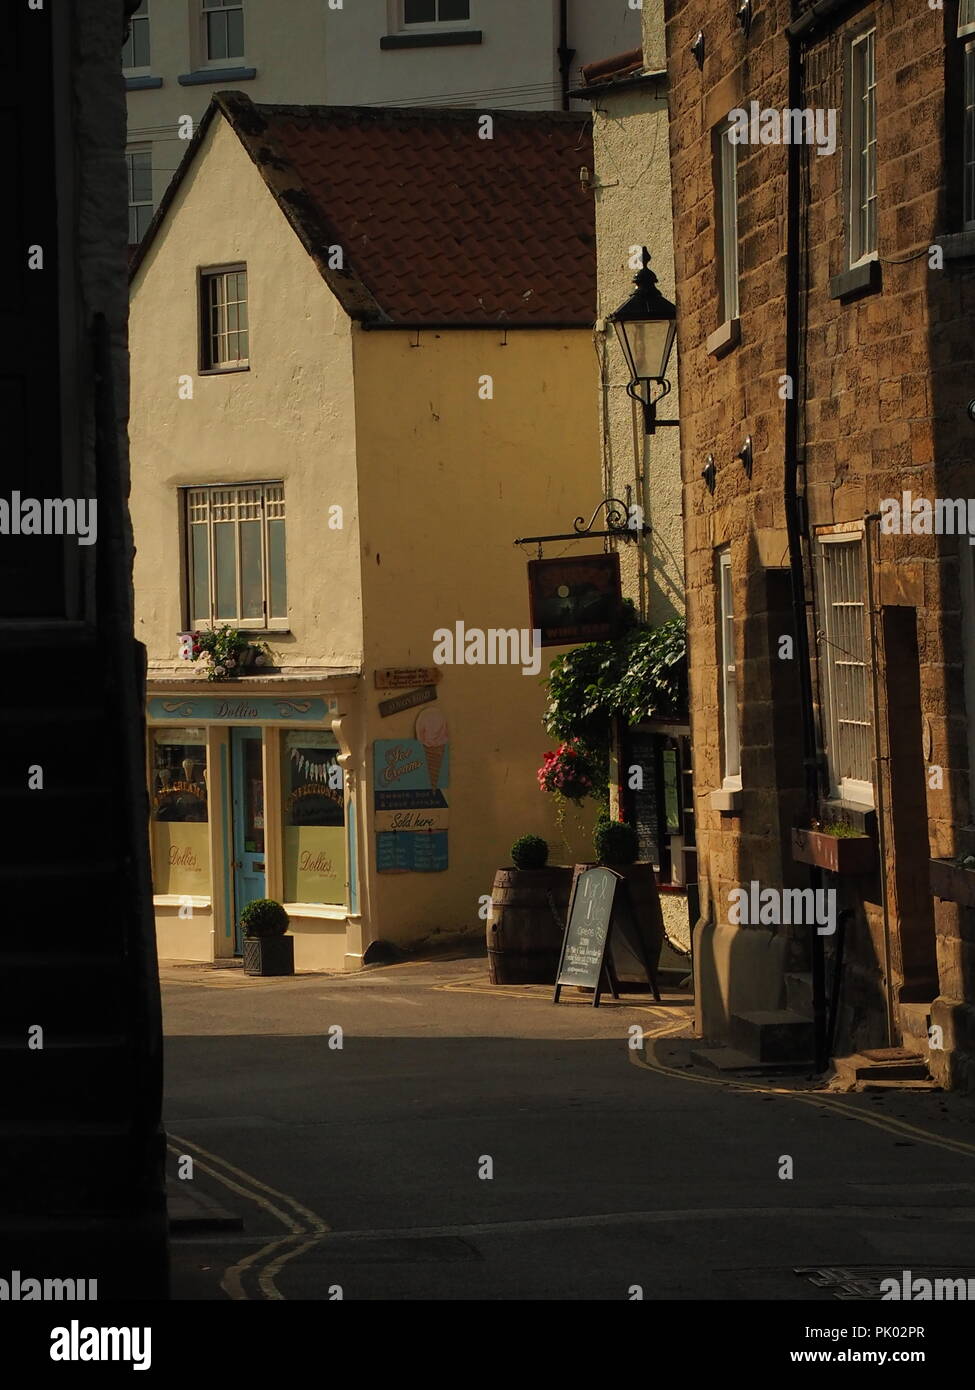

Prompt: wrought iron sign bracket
[{"left": 514, "top": 491, "right": 650, "bottom": 548}]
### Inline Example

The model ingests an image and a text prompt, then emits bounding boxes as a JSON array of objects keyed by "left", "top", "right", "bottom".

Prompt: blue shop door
[{"left": 230, "top": 728, "right": 266, "bottom": 953}]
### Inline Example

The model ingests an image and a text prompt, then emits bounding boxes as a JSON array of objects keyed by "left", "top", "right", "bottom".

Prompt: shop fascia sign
[{"left": 148, "top": 696, "right": 336, "bottom": 723}]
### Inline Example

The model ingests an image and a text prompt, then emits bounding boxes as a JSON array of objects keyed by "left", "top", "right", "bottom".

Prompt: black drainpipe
[
  {"left": 783, "top": 23, "right": 827, "bottom": 1072},
  {"left": 558, "top": 0, "right": 575, "bottom": 111}
]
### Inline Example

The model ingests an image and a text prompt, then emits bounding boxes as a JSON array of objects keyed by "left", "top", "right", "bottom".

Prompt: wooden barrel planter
[
  {"left": 572, "top": 861, "right": 665, "bottom": 984},
  {"left": 487, "top": 866, "right": 573, "bottom": 984}
]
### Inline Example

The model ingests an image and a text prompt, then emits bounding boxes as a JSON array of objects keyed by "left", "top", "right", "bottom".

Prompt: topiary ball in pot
[
  {"left": 239, "top": 898, "right": 290, "bottom": 939},
  {"left": 594, "top": 820, "right": 639, "bottom": 866},
  {"left": 511, "top": 834, "right": 549, "bottom": 870}
]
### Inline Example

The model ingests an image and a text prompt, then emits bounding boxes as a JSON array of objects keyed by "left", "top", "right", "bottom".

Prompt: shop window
[
  {"left": 150, "top": 729, "right": 210, "bottom": 896},
  {"left": 282, "top": 732, "right": 346, "bottom": 905},
  {"left": 186, "top": 482, "right": 287, "bottom": 629}
]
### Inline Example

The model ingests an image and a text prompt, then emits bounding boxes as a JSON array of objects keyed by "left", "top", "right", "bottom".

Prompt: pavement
[{"left": 160, "top": 951, "right": 975, "bottom": 1302}]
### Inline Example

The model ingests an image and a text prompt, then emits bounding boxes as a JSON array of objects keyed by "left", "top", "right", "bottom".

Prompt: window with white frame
[
  {"left": 403, "top": 0, "right": 471, "bottom": 26},
  {"left": 122, "top": 0, "right": 150, "bottom": 71},
  {"left": 203, "top": 0, "right": 245, "bottom": 62},
  {"left": 848, "top": 27, "right": 877, "bottom": 265},
  {"left": 715, "top": 118, "right": 740, "bottom": 323},
  {"left": 200, "top": 266, "right": 248, "bottom": 370},
  {"left": 718, "top": 548, "right": 741, "bottom": 789},
  {"left": 186, "top": 484, "right": 287, "bottom": 629},
  {"left": 817, "top": 534, "right": 873, "bottom": 805},
  {"left": 126, "top": 149, "right": 153, "bottom": 245}
]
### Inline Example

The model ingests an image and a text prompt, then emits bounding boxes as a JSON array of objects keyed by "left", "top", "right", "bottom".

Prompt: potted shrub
[
  {"left": 240, "top": 898, "right": 294, "bottom": 976},
  {"left": 487, "top": 835, "right": 572, "bottom": 984},
  {"left": 930, "top": 853, "right": 975, "bottom": 908},
  {"left": 791, "top": 820, "right": 876, "bottom": 875},
  {"left": 585, "top": 817, "right": 664, "bottom": 981}
]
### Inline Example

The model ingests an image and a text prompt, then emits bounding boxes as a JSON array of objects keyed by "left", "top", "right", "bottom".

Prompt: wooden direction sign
[{"left": 553, "top": 865, "right": 661, "bottom": 1007}]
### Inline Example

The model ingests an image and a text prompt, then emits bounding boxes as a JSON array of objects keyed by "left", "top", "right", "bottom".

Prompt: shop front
[{"left": 147, "top": 689, "right": 359, "bottom": 970}]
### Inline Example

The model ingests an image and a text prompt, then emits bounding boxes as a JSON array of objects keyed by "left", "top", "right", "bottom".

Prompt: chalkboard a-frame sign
[{"left": 553, "top": 866, "right": 623, "bottom": 1007}]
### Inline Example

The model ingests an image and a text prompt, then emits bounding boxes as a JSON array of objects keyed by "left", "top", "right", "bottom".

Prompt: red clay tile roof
[
  {"left": 580, "top": 48, "right": 644, "bottom": 85},
  {"left": 131, "top": 92, "right": 596, "bottom": 328}
]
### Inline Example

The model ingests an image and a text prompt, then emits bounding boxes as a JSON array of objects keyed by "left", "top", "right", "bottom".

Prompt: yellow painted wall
[
  {"left": 590, "top": 20, "right": 683, "bottom": 627},
  {"left": 129, "top": 113, "right": 363, "bottom": 673},
  {"left": 352, "top": 328, "right": 600, "bottom": 947}
]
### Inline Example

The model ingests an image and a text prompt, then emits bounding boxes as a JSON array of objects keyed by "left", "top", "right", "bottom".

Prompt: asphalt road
[{"left": 162, "top": 954, "right": 975, "bottom": 1302}]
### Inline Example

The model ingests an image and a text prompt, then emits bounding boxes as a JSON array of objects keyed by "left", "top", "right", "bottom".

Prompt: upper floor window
[
  {"left": 199, "top": 266, "right": 248, "bottom": 371},
  {"left": 126, "top": 149, "right": 153, "bottom": 245},
  {"left": 717, "top": 548, "right": 741, "bottom": 791},
  {"left": 715, "top": 118, "right": 739, "bottom": 323},
  {"left": 204, "top": 0, "right": 245, "bottom": 62},
  {"left": 848, "top": 27, "right": 877, "bottom": 266},
  {"left": 122, "top": 0, "right": 150, "bottom": 71},
  {"left": 403, "top": 0, "right": 470, "bottom": 25},
  {"left": 186, "top": 484, "right": 287, "bottom": 629},
  {"left": 817, "top": 533, "right": 873, "bottom": 806}
]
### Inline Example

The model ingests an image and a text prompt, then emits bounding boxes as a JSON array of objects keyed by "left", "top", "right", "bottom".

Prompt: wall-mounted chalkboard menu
[{"left": 553, "top": 867, "right": 621, "bottom": 1006}]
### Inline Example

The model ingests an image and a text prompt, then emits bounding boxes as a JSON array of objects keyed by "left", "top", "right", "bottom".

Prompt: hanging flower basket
[{"left": 537, "top": 741, "right": 598, "bottom": 807}]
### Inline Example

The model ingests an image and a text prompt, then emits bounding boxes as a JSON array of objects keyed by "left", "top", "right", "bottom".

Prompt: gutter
[
  {"left": 786, "top": 0, "right": 868, "bottom": 42},
  {"left": 783, "top": 23, "right": 827, "bottom": 1072},
  {"left": 568, "top": 69, "right": 667, "bottom": 101}
]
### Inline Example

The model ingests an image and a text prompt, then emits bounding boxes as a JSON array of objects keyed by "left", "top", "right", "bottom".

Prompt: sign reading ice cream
[{"left": 374, "top": 711, "right": 450, "bottom": 872}]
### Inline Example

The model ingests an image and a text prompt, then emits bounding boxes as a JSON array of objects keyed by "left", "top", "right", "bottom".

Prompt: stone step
[
  {"left": 833, "top": 1047, "right": 929, "bottom": 1083},
  {"left": 690, "top": 1044, "right": 813, "bottom": 1076},
  {"left": 729, "top": 1009, "right": 815, "bottom": 1063}
]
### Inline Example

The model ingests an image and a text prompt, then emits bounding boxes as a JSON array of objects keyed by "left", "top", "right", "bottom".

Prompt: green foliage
[
  {"left": 543, "top": 616, "right": 687, "bottom": 747},
  {"left": 191, "top": 625, "right": 273, "bottom": 681},
  {"left": 239, "top": 898, "right": 290, "bottom": 938},
  {"left": 511, "top": 834, "right": 549, "bottom": 869},
  {"left": 815, "top": 821, "right": 866, "bottom": 838},
  {"left": 594, "top": 819, "right": 639, "bottom": 865}
]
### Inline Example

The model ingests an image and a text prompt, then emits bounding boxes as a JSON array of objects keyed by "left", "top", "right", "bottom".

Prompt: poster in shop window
[{"left": 374, "top": 710, "right": 449, "bottom": 872}]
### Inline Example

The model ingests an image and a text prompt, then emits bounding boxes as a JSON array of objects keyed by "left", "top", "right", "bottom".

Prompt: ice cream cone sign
[{"left": 415, "top": 708, "right": 449, "bottom": 789}]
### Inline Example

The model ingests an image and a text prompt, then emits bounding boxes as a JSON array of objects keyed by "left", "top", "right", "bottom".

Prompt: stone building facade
[{"left": 664, "top": 0, "right": 975, "bottom": 1086}]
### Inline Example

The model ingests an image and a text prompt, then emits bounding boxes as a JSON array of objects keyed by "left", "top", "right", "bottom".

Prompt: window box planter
[
  {"left": 791, "top": 826, "right": 875, "bottom": 875},
  {"left": 243, "top": 934, "right": 294, "bottom": 976},
  {"left": 930, "top": 857, "right": 975, "bottom": 909}
]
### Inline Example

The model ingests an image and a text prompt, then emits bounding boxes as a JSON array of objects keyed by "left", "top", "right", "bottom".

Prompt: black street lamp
[{"left": 609, "top": 247, "right": 678, "bottom": 435}]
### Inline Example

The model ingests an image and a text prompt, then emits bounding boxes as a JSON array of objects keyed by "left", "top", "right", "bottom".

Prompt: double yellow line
[
  {"left": 633, "top": 1019, "right": 975, "bottom": 1159},
  {"left": 167, "top": 1132, "right": 330, "bottom": 1300}
]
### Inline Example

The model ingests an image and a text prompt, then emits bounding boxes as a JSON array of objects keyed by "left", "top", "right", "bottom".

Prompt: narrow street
[{"left": 164, "top": 957, "right": 975, "bottom": 1302}]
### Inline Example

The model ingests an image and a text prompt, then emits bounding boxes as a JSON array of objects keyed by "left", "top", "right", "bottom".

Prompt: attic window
[
  {"left": 204, "top": 0, "right": 245, "bottom": 62},
  {"left": 200, "top": 266, "right": 249, "bottom": 372}
]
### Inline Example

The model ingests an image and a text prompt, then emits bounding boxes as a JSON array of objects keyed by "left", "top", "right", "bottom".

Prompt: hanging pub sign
[{"left": 528, "top": 552, "right": 623, "bottom": 647}]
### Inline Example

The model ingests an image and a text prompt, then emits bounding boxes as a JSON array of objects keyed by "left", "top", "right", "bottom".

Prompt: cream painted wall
[
  {"left": 129, "top": 114, "right": 363, "bottom": 671},
  {"left": 351, "top": 327, "right": 600, "bottom": 945},
  {"left": 589, "top": 18, "right": 683, "bottom": 625}
]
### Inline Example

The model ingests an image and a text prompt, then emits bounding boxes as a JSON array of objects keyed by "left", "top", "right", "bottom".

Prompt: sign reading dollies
[
  {"left": 374, "top": 667, "right": 442, "bottom": 690},
  {"left": 373, "top": 709, "right": 450, "bottom": 872}
]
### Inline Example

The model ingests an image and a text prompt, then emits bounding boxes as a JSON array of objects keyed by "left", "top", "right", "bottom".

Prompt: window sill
[
  {"left": 380, "top": 30, "right": 482, "bottom": 49},
  {"left": 710, "top": 787, "right": 742, "bottom": 813},
  {"left": 706, "top": 317, "right": 740, "bottom": 358},
  {"left": 154, "top": 895, "right": 211, "bottom": 909},
  {"left": 125, "top": 74, "right": 163, "bottom": 90},
  {"left": 178, "top": 66, "right": 257, "bottom": 86},
  {"left": 284, "top": 903, "right": 348, "bottom": 921},
  {"left": 829, "top": 257, "right": 881, "bottom": 301},
  {"left": 198, "top": 364, "right": 250, "bottom": 376},
  {"left": 936, "top": 230, "right": 975, "bottom": 262}
]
